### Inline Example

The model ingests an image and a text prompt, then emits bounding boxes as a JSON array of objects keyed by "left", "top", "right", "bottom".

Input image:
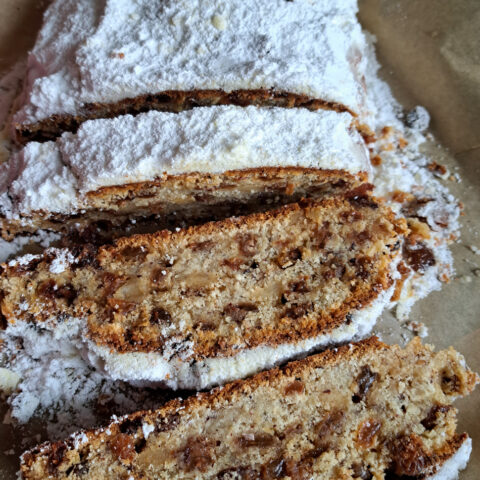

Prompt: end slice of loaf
[
  {"left": 19, "top": 337, "right": 479, "bottom": 479},
  {"left": 1, "top": 192, "right": 405, "bottom": 389}
]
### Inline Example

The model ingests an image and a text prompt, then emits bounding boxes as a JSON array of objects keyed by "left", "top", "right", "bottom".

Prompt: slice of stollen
[
  {"left": 19, "top": 337, "right": 478, "bottom": 479},
  {"left": 1, "top": 193, "right": 405, "bottom": 390}
]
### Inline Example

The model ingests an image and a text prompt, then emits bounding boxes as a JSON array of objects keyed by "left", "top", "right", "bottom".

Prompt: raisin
[
  {"left": 352, "top": 366, "right": 378, "bottom": 403},
  {"left": 261, "top": 457, "right": 286, "bottom": 479},
  {"left": 356, "top": 419, "right": 381, "bottom": 447},
  {"left": 120, "top": 246, "right": 148, "bottom": 261},
  {"left": 72, "top": 244, "right": 99, "bottom": 269},
  {"left": 157, "top": 413, "right": 180, "bottom": 433},
  {"left": 119, "top": 416, "right": 143, "bottom": 435},
  {"left": 194, "top": 193, "right": 214, "bottom": 202},
  {"left": 346, "top": 184, "right": 376, "bottom": 206},
  {"left": 47, "top": 443, "right": 67, "bottom": 474},
  {"left": 441, "top": 373, "right": 461, "bottom": 395},
  {"left": 288, "top": 279, "right": 310, "bottom": 293},
  {"left": 277, "top": 248, "right": 302, "bottom": 268},
  {"left": 284, "top": 380, "right": 305, "bottom": 395},
  {"left": 351, "top": 463, "right": 373, "bottom": 480},
  {"left": 402, "top": 242, "right": 436, "bottom": 273},
  {"left": 223, "top": 303, "right": 258, "bottom": 323},
  {"left": 37, "top": 280, "right": 76, "bottom": 304},
  {"left": 313, "top": 222, "right": 331, "bottom": 249},
  {"left": 237, "top": 234, "right": 257, "bottom": 256},
  {"left": 222, "top": 257, "right": 244, "bottom": 270},
  {"left": 315, "top": 410, "right": 345, "bottom": 439},
  {"left": 237, "top": 432, "right": 276, "bottom": 448},
  {"left": 180, "top": 437, "right": 214, "bottom": 472},
  {"left": 388, "top": 434, "right": 430, "bottom": 476},
  {"left": 110, "top": 433, "right": 135, "bottom": 462},
  {"left": 283, "top": 459, "right": 310, "bottom": 480},
  {"left": 421, "top": 405, "right": 451, "bottom": 430},
  {"left": 102, "top": 273, "right": 126, "bottom": 297},
  {"left": 150, "top": 307, "right": 171, "bottom": 324},
  {"left": 151, "top": 267, "right": 170, "bottom": 287},
  {"left": 134, "top": 437, "right": 147, "bottom": 454},
  {"left": 55, "top": 284, "right": 77, "bottom": 304},
  {"left": 284, "top": 303, "right": 310, "bottom": 319},
  {"left": 189, "top": 240, "right": 215, "bottom": 251}
]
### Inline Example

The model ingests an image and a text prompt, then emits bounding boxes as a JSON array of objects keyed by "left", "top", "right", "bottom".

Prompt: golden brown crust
[{"left": 14, "top": 89, "right": 356, "bottom": 144}]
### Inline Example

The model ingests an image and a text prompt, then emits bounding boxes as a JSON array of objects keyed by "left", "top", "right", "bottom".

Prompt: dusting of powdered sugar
[
  {"left": 1, "top": 107, "right": 370, "bottom": 218},
  {"left": 48, "top": 249, "right": 75, "bottom": 274},
  {"left": 361, "top": 33, "right": 460, "bottom": 318},
  {"left": 0, "top": 319, "right": 173, "bottom": 440},
  {"left": 61, "top": 107, "right": 369, "bottom": 193},
  {"left": 14, "top": 0, "right": 369, "bottom": 125}
]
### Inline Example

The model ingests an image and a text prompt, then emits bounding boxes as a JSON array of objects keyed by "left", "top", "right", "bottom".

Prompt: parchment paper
[{"left": 0, "top": 0, "right": 479, "bottom": 478}]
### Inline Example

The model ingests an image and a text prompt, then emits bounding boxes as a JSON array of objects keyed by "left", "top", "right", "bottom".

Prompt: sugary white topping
[
  {"left": 14, "top": 0, "right": 368, "bottom": 125},
  {"left": 48, "top": 249, "right": 75, "bottom": 274},
  {"left": 427, "top": 437, "right": 471, "bottom": 480},
  {"left": 8, "top": 142, "right": 78, "bottom": 214},
  {"left": 61, "top": 107, "right": 369, "bottom": 193},
  {"left": 2, "top": 107, "right": 370, "bottom": 217}
]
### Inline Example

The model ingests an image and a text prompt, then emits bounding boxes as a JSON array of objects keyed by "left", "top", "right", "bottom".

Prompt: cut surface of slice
[
  {"left": 1, "top": 107, "right": 370, "bottom": 241},
  {"left": 13, "top": 0, "right": 369, "bottom": 142},
  {"left": 19, "top": 337, "right": 479, "bottom": 479},
  {"left": 0, "top": 194, "right": 405, "bottom": 389}
]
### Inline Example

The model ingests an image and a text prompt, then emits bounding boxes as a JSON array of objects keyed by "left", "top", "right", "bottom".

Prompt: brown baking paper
[{"left": 0, "top": 0, "right": 479, "bottom": 478}]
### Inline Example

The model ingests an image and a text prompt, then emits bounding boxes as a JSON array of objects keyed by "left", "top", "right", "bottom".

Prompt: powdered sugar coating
[
  {"left": 9, "top": 142, "right": 78, "bottom": 214},
  {"left": 2, "top": 106, "right": 369, "bottom": 217},
  {"left": 14, "top": 0, "right": 368, "bottom": 125},
  {"left": 61, "top": 107, "right": 369, "bottom": 193}
]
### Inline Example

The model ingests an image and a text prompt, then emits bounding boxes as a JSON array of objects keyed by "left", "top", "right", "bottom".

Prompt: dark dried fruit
[
  {"left": 150, "top": 307, "right": 171, "bottom": 324},
  {"left": 441, "top": 373, "right": 461, "bottom": 395},
  {"left": 284, "top": 303, "right": 310, "bottom": 319},
  {"left": 102, "top": 273, "right": 126, "bottom": 297},
  {"left": 47, "top": 443, "right": 67, "bottom": 474},
  {"left": 237, "top": 234, "right": 257, "bottom": 257},
  {"left": 222, "top": 257, "right": 244, "bottom": 270},
  {"left": 223, "top": 303, "right": 258, "bottom": 323},
  {"left": 151, "top": 267, "right": 170, "bottom": 287},
  {"left": 402, "top": 242, "right": 436, "bottom": 273},
  {"left": 238, "top": 432, "right": 276, "bottom": 449},
  {"left": 388, "top": 434, "right": 430, "bottom": 476},
  {"left": 120, "top": 246, "right": 148, "bottom": 261},
  {"left": 315, "top": 410, "right": 345, "bottom": 439},
  {"left": 351, "top": 463, "right": 373, "bottom": 480},
  {"left": 261, "top": 457, "right": 286, "bottom": 479},
  {"left": 421, "top": 405, "right": 451, "bottom": 430},
  {"left": 346, "top": 184, "right": 376, "bottom": 209},
  {"left": 181, "top": 437, "right": 214, "bottom": 472},
  {"left": 352, "top": 366, "right": 378, "bottom": 403},
  {"left": 288, "top": 279, "right": 310, "bottom": 293},
  {"left": 356, "top": 419, "right": 381, "bottom": 447},
  {"left": 189, "top": 240, "right": 215, "bottom": 251},
  {"left": 313, "top": 222, "right": 331, "bottom": 249},
  {"left": 119, "top": 416, "right": 143, "bottom": 435},
  {"left": 284, "top": 380, "right": 305, "bottom": 395},
  {"left": 110, "top": 434, "right": 135, "bottom": 462},
  {"left": 277, "top": 248, "right": 302, "bottom": 268}
]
